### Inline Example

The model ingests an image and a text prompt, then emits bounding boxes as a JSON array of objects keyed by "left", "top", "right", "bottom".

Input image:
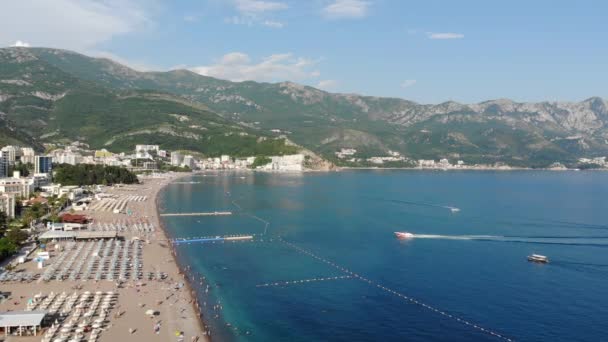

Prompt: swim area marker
[
  {"left": 279, "top": 238, "right": 514, "bottom": 341},
  {"left": 256, "top": 275, "right": 353, "bottom": 288}
]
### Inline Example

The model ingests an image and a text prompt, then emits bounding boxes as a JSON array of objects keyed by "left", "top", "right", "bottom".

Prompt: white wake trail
[{"left": 412, "top": 234, "right": 498, "bottom": 241}]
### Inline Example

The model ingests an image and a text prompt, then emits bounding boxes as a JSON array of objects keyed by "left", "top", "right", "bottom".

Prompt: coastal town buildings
[
  {"left": 135, "top": 145, "right": 160, "bottom": 159},
  {"left": 94, "top": 149, "right": 113, "bottom": 158},
  {"left": 258, "top": 154, "right": 305, "bottom": 171}
]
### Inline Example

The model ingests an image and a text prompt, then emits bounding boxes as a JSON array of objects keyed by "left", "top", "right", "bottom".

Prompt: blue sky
[{"left": 1, "top": 0, "right": 607, "bottom": 103}]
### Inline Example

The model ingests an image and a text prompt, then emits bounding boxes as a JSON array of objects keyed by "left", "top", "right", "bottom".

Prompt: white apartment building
[
  {"left": 0, "top": 177, "right": 33, "bottom": 198},
  {"left": 0, "top": 193, "right": 16, "bottom": 218},
  {"left": 1, "top": 146, "right": 20, "bottom": 165},
  {"left": 135, "top": 145, "right": 159, "bottom": 153},
  {"left": 258, "top": 154, "right": 305, "bottom": 171},
  {"left": 53, "top": 152, "right": 82, "bottom": 165},
  {"left": 0, "top": 156, "right": 8, "bottom": 178},
  {"left": 182, "top": 155, "right": 195, "bottom": 169},
  {"left": 171, "top": 152, "right": 183, "bottom": 166},
  {"left": 20, "top": 147, "right": 35, "bottom": 164}
]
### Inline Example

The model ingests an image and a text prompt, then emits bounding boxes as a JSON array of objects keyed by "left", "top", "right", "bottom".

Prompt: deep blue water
[{"left": 159, "top": 170, "right": 608, "bottom": 342}]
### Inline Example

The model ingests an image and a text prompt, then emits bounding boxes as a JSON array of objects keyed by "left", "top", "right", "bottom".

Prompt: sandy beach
[{"left": 0, "top": 172, "right": 208, "bottom": 342}]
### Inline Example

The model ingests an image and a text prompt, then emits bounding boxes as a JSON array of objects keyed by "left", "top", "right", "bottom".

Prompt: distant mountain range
[{"left": 1, "top": 47, "right": 607, "bottom": 167}]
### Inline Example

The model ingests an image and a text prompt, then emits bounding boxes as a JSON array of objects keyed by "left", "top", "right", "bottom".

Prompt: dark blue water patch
[{"left": 160, "top": 170, "right": 608, "bottom": 341}]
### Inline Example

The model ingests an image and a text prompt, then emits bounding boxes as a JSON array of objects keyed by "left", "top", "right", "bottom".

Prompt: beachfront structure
[
  {"left": 0, "top": 311, "right": 46, "bottom": 337},
  {"left": 38, "top": 184, "right": 83, "bottom": 200},
  {"left": 39, "top": 230, "right": 119, "bottom": 240},
  {"left": 143, "top": 161, "right": 158, "bottom": 170},
  {"left": 48, "top": 222, "right": 87, "bottom": 231},
  {"left": 0, "top": 194, "right": 16, "bottom": 218},
  {"left": 171, "top": 152, "right": 183, "bottom": 166},
  {"left": 35, "top": 156, "right": 52, "bottom": 174}
]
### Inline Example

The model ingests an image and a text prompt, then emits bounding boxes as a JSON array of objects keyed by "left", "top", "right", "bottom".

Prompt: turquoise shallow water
[{"left": 159, "top": 170, "right": 608, "bottom": 341}]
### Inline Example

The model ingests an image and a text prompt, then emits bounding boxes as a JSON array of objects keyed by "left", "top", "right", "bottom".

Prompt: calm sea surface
[{"left": 159, "top": 170, "right": 608, "bottom": 341}]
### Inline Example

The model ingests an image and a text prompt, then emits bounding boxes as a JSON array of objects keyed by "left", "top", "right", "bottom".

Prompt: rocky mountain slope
[{"left": 2, "top": 47, "right": 607, "bottom": 167}]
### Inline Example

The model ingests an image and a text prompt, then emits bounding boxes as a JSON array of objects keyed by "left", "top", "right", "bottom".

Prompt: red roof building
[{"left": 60, "top": 213, "right": 89, "bottom": 224}]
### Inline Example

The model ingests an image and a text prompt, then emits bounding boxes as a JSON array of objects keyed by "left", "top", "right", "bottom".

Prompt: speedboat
[
  {"left": 394, "top": 232, "right": 414, "bottom": 239},
  {"left": 527, "top": 254, "right": 549, "bottom": 263}
]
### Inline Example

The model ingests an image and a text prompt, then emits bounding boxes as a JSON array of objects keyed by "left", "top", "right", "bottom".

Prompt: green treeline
[
  {"left": 53, "top": 164, "right": 139, "bottom": 186},
  {"left": 0, "top": 212, "right": 27, "bottom": 261}
]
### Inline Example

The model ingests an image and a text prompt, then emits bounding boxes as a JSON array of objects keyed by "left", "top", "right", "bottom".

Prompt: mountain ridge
[{"left": 2, "top": 46, "right": 608, "bottom": 167}]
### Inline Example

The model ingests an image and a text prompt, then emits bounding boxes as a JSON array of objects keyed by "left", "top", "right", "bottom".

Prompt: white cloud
[
  {"left": 234, "top": 0, "right": 288, "bottom": 15},
  {"left": 262, "top": 20, "right": 285, "bottom": 28},
  {"left": 427, "top": 32, "right": 464, "bottom": 40},
  {"left": 226, "top": 0, "right": 287, "bottom": 28},
  {"left": 322, "top": 0, "right": 371, "bottom": 19},
  {"left": 317, "top": 79, "right": 338, "bottom": 90},
  {"left": 225, "top": 16, "right": 255, "bottom": 26},
  {"left": 0, "top": 0, "right": 152, "bottom": 51},
  {"left": 11, "top": 40, "right": 30, "bottom": 47},
  {"left": 401, "top": 80, "right": 417, "bottom": 88},
  {"left": 190, "top": 52, "right": 321, "bottom": 83},
  {"left": 183, "top": 14, "right": 198, "bottom": 22}
]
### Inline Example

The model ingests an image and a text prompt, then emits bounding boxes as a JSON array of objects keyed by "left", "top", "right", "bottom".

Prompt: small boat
[
  {"left": 394, "top": 232, "right": 414, "bottom": 239},
  {"left": 450, "top": 207, "right": 460, "bottom": 213},
  {"left": 527, "top": 254, "right": 549, "bottom": 263}
]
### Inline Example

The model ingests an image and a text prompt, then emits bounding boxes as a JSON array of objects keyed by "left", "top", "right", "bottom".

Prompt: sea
[{"left": 159, "top": 170, "right": 608, "bottom": 342}]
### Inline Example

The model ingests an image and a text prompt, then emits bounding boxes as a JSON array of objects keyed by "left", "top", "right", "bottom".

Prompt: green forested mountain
[
  {"left": 1, "top": 47, "right": 608, "bottom": 167},
  {"left": 0, "top": 47, "right": 297, "bottom": 157}
]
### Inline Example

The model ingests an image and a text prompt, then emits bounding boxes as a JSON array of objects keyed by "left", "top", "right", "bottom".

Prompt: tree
[
  {"left": 250, "top": 156, "right": 272, "bottom": 169},
  {"left": 0, "top": 238, "right": 18, "bottom": 259},
  {"left": 0, "top": 212, "right": 8, "bottom": 232},
  {"left": 53, "top": 164, "right": 139, "bottom": 186},
  {"left": 9, "top": 163, "right": 32, "bottom": 177},
  {"left": 5, "top": 227, "right": 28, "bottom": 245}
]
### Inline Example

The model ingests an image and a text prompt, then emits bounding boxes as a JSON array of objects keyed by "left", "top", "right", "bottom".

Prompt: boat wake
[
  {"left": 372, "top": 198, "right": 460, "bottom": 213},
  {"left": 412, "top": 234, "right": 496, "bottom": 240},
  {"left": 408, "top": 234, "right": 608, "bottom": 246}
]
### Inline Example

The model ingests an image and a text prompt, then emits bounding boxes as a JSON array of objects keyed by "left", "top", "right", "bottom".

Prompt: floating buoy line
[
  {"left": 256, "top": 275, "right": 353, "bottom": 288},
  {"left": 279, "top": 238, "right": 513, "bottom": 341}
]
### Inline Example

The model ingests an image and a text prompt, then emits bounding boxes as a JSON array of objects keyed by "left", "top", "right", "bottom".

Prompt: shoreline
[
  {"left": 336, "top": 166, "right": 602, "bottom": 171},
  {"left": 153, "top": 171, "right": 212, "bottom": 340}
]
